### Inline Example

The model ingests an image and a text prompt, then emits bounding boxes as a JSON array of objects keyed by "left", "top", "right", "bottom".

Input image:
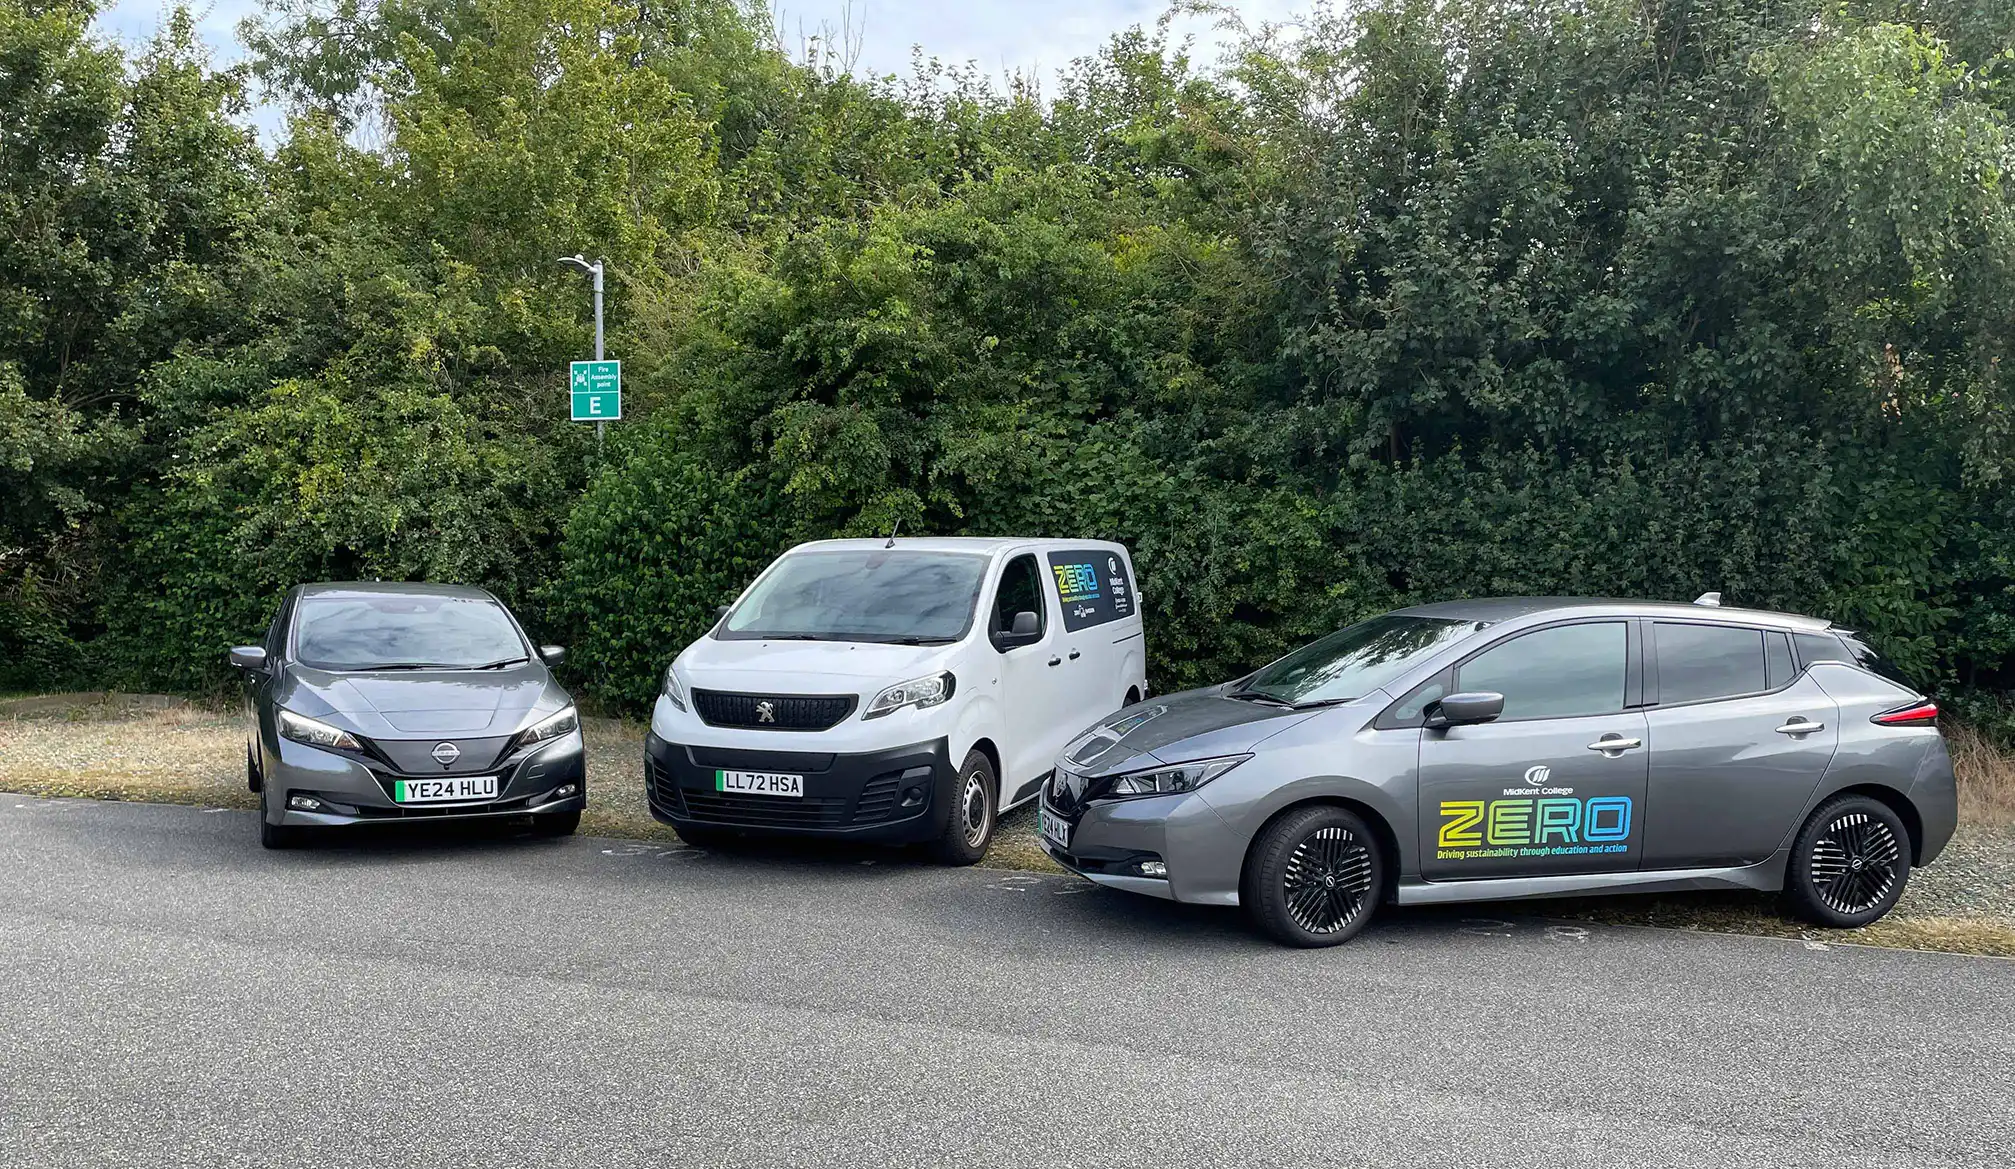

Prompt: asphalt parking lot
[{"left": 3, "top": 795, "right": 2011, "bottom": 1168}]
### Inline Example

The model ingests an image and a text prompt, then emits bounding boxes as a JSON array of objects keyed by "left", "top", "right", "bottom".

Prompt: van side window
[
  {"left": 992, "top": 555, "right": 1044, "bottom": 637},
  {"left": 1654, "top": 622, "right": 1767, "bottom": 704}
]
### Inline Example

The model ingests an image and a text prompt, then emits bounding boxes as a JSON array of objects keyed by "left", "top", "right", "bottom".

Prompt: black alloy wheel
[
  {"left": 1244, "top": 805, "right": 1386, "bottom": 947},
  {"left": 1785, "top": 794, "right": 1912, "bottom": 928}
]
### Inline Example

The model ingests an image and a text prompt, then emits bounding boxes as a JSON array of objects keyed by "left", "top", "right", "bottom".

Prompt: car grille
[
  {"left": 1047, "top": 766, "right": 1091, "bottom": 818},
  {"left": 692, "top": 690, "right": 857, "bottom": 731}
]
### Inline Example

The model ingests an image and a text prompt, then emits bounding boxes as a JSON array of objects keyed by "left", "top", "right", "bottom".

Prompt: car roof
[
  {"left": 295, "top": 581, "right": 499, "bottom": 602},
  {"left": 786, "top": 537, "right": 1127, "bottom": 557},
  {"left": 1392, "top": 595, "right": 1832, "bottom": 631}
]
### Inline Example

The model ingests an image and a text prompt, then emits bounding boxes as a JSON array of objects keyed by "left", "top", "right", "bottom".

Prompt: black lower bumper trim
[{"left": 645, "top": 732, "right": 952, "bottom": 843}]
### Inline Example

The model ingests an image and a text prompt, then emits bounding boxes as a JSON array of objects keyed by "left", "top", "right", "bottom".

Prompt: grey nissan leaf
[
  {"left": 230, "top": 582, "right": 586, "bottom": 849},
  {"left": 1037, "top": 596, "right": 1957, "bottom": 947}
]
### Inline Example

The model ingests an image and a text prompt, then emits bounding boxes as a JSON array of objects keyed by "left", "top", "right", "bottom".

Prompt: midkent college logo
[{"left": 1523, "top": 764, "right": 1551, "bottom": 786}]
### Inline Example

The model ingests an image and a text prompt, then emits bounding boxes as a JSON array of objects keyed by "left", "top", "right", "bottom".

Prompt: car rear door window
[
  {"left": 1655, "top": 623, "right": 1767, "bottom": 704},
  {"left": 1764, "top": 631, "right": 1795, "bottom": 690},
  {"left": 1457, "top": 622, "right": 1626, "bottom": 720}
]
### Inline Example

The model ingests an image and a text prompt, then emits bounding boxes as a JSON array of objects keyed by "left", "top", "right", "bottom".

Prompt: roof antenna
[
  {"left": 1693, "top": 591, "right": 1722, "bottom": 607},
  {"left": 885, "top": 519, "right": 901, "bottom": 549}
]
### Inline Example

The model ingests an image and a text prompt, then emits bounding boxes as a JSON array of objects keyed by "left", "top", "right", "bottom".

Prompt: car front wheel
[
  {"left": 1784, "top": 794, "right": 1911, "bottom": 928},
  {"left": 1242, "top": 805, "right": 1385, "bottom": 947}
]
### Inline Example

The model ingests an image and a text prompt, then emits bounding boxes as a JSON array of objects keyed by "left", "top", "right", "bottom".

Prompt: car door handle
[
  {"left": 1048, "top": 656, "right": 1062, "bottom": 667},
  {"left": 1068, "top": 649, "right": 1081, "bottom": 661},
  {"left": 1776, "top": 718, "right": 1825, "bottom": 736},
  {"left": 1586, "top": 736, "right": 1643, "bottom": 754}
]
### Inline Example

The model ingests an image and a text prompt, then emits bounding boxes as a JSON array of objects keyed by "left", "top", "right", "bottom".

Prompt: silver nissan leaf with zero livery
[{"left": 1038, "top": 596, "right": 1957, "bottom": 947}]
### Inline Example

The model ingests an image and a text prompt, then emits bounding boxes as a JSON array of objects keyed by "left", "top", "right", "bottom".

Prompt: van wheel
[
  {"left": 1242, "top": 805, "right": 1384, "bottom": 947},
  {"left": 1784, "top": 795, "right": 1911, "bottom": 928},
  {"left": 928, "top": 750, "right": 996, "bottom": 866}
]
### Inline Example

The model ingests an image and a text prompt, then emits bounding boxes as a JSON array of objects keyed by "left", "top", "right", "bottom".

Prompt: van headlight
[
  {"left": 277, "top": 709, "right": 363, "bottom": 751},
  {"left": 511, "top": 705, "right": 578, "bottom": 752},
  {"left": 1104, "top": 755, "right": 1249, "bottom": 798},
  {"left": 863, "top": 672, "right": 956, "bottom": 719},
  {"left": 662, "top": 666, "right": 689, "bottom": 712}
]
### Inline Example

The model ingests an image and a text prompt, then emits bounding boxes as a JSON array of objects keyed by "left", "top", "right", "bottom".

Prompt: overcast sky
[{"left": 95, "top": 0, "right": 1298, "bottom": 120}]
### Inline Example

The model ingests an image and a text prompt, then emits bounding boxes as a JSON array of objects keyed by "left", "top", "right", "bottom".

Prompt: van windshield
[
  {"left": 1234, "top": 614, "right": 1480, "bottom": 706},
  {"left": 718, "top": 550, "right": 990, "bottom": 644}
]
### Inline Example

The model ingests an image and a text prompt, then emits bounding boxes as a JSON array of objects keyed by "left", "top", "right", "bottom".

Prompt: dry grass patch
[{"left": 1951, "top": 723, "right": 2015, "bottom": 830}]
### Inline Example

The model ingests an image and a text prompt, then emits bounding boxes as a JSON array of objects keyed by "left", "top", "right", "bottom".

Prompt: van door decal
[{"left": 1046, "top": 550, "right": 1135, "bottom": 632}]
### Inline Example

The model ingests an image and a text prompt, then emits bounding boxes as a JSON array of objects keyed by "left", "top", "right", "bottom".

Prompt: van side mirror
[
  {"left": 714, "top": 604, "right": 731, "bottom": 622},
  {"left": 229, "top": 646, "right": 269, "bottom": 673},
  {"left": 992, "top": 611, "right": 1042, "bottom": 651},
  {"left": 1424, "top": 691, "right": 1503, "bottom": 729},
  {"left": 538, "top": 645, "right": 567, "bottom": 666}
]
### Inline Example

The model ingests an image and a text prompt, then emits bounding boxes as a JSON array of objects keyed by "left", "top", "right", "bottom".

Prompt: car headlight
[
  {"left": 512, "top": 705, "right": 579, "bottom": 752},
  {"left": 662, "top": 666, "right": 688, "bottom": 712},
  {"left": 1103, "top": 755, "right": 1250, "bottom": 798},
  {"left": 277, "top": 709, "right": 363, "bottom": 751},
  {"left": 863, "top": 672, "right": 956, "bottom": 719}
]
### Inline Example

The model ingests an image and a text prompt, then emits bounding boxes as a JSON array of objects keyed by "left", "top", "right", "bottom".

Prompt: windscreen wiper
[
  {"left": 471, "top": 657, "right": 529, "bottom": 670},
  {"left": 1227, "top": 688, "right": 1292, "bottom": 706}
]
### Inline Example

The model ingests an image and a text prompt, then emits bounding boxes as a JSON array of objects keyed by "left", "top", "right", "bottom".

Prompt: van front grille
[{"left": 692, "top": 690, "right": 857, "bottom": 731}]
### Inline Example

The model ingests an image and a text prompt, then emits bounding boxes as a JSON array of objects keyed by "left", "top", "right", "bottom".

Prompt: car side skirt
[{"left": 1395, "top": 850, "right": 1789, "bottom": 905}]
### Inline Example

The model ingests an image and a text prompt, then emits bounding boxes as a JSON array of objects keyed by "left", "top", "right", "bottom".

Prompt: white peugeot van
[{"left": 645, "top": 538, "right": 1147, "bottom": 863}]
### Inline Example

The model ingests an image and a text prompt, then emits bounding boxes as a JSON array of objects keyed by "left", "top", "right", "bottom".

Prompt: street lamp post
[{"left": 558, "top": 254, "right": 606, "bottom": 449}]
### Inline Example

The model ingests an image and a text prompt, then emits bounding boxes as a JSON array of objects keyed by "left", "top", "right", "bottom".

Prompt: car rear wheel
[
  {"left": 1242, "top": 805, "right": 1385, "bottom": 947},
  {"left": 927, "top": 750, "right": 996, "bottom": 866},
  {"left": 1784, "top": 794, "right": 1911, "bottom": 928},
  {"left": 532, "top": 810, "right": 580, "bottom": 837}
]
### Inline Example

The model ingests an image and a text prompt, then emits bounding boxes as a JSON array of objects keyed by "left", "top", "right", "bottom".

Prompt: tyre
[
  {"left": 1784, "top": 794, "right": 1912, "bottom": 928},
  {"left": 258, "top": 786, "right": 305, "bottom": 850},
  {"left": 1241, "top": 804, "right": 1385, "bottom": 947},
  {"left": 532, "top": 810, "right": 581, "bottom": 837},
  {"left": 927, "top": 749, "right": 997, "bottom": 866}
]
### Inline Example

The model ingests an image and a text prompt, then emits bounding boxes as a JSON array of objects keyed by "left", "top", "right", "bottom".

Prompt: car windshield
[
  {"left": 1237, "top": 614, "right": 1480, "bottom": 706},
  {"left": 293, "top": 595, "right": 529, "bottom": 670},
  {"left": 719, "top": 549, "right": 989, "bottom": 644}
]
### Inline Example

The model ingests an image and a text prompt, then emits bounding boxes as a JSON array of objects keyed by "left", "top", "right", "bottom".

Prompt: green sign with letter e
[{"left": 569, "top": 360, "right": 621, "bottom": 421}]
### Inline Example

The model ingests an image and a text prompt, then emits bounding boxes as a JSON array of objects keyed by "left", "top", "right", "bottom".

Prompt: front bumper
[
  {"left": 644, "top": 731, "right": 954, "bottom": 844},
  {"left": 263, "top": 732, "right": 587, "bottom": 828},
  {"left": 1038, "top": 788, "right": 1244, "bottom": 906}
]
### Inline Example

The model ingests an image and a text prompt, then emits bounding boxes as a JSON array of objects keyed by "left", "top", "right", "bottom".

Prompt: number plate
[
  {"left": 1039, "top": 806, "right": 1071, "bottom": 850},
  {"left": 393, "top": 775, "right": 499, "bottom": 804},
  {"left": 716, "top": 769, "right": 804, "bottom": 798}
]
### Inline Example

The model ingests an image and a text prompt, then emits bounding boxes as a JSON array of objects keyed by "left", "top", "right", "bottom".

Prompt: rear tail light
[{"left": 1872, "top": 701, "right": 1938, "bottom": 727}]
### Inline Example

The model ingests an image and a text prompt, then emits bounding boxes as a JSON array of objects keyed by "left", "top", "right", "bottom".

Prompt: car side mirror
[
  {"left": 538, "top": 645, "right": 567, "bottom": 666},
  {"left": 1424, "top": 691, "right": 1503, "bottom": 729},
  {"left": 714, "top": 604, "right": 731, "bottom": 622},
  {"left": 229, "top": 646, "right": 269, "bottom": 673},
  {"left": 992, "top": 611, "right": 1043, "bottom": 651}
]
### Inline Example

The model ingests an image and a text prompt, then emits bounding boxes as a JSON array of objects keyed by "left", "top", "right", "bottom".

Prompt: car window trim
[{"left": 1644, "top": 617, "right": 1803, "bottom": 710}]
